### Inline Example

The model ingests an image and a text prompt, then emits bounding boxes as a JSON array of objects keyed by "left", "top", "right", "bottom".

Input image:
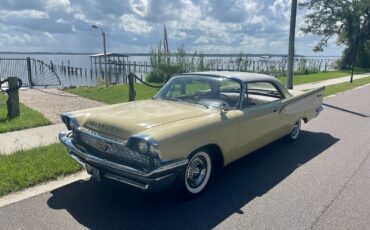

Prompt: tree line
[{"left": 300, "top": 0, "right": 370, "bottom": 69}]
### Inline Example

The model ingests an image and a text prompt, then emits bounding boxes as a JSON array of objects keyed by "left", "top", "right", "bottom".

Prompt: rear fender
[{"left": 280, "top": 86, "right": 325, "bottom": 123}]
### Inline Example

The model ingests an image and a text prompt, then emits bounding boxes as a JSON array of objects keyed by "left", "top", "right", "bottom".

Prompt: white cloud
[
  {"left": 56, "top": 18, "right": 68, "bottom": 23},
  {"left": 0, "top": 0, "right": 343, "bottom": 55},
  {"left": 43, "top": 32, "right": 54, "bottom": 39},
  {"left": 0, "top": 9, "right": 49, "bottom": 19},
  {"left": 240, "top": 35, "right": 266, "bottom": 49},
  {"left": 269, "top": 0, "right": 290, "bottom": 20},
  {"left": 129, "top": 0, "right": 150, "bottom": 17},
  {"left": 195, "top": 36, "right": 214, "bottom": 44},
  {"left": 43, "top": 0, "right": 73, "bottom": 12},
  {"left": 169, "top": 30, "right": 187, "bottom": 40},
  {"left": 0, "top": 33, "right": 32, "bottom": 46},
  {"left": 120, "top": 14, "right": 153, "bottom": 34}
]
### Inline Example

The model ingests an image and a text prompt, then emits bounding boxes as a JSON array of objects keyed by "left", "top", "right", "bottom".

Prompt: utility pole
[
  {"left": 287, "top": 0, "right": 297, "bottom": 89},
  {"left": 350, "top": 35, "right": 359, "bottom": 83},
  {"left": 92, "top": 25, "right": 108, "bottom": 88}
]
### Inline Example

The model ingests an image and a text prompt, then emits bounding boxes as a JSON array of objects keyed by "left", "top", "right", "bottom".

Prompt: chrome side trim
[
  {"left": 229, "top": 76, "right": 246, "bottom": 110},
  {"left": 59, "top": 131, "right": 188, "bottom": 178}
]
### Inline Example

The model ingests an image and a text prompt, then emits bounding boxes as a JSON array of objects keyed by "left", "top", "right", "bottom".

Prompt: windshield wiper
[
  {"left": 182, "top": 99, "right": 209, "bottom": 108},
  {"left": 163, "top": 97, "right": 209, "bottom": 108},
  {"left": 164, "top": 97, "right": 183, "bottom": 102}
]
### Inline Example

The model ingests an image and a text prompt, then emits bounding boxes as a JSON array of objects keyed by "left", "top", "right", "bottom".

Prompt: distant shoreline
[{"left": 0, "top": 51, "right": 340, "bottom": 58}]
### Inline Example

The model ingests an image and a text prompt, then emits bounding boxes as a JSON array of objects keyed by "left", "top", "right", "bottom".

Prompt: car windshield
[{"left": 153, "top": 75, "right": 242, "bottom": 109}]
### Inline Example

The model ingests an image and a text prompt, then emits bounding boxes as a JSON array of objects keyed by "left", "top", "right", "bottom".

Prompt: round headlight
[{"left": 137, "top": 140, "right": 148, "bottom": 153}]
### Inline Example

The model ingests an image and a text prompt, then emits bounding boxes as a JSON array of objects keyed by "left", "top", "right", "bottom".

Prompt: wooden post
[
  {"left": 128, "top": 73, "right": 135, "bottom": 101},
  {"left": 6, "top": 77, "right": 20, "bottom": 118},
  {"left": 50, "top": 60, "right": 54, "bottom": 72}
]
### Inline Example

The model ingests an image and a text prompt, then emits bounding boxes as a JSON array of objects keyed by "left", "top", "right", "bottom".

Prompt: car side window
[{"left": 244, "top": 81, "right": 283, "bottom": 107}]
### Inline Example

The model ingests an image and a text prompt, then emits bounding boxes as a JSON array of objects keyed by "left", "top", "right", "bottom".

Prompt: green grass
[
  {"left": 0, "top": 144, "right": 81, "bottom": 197},
  {"left": 64, "top": 84, "right": 160, "bottom": 104},
  {"left": 325, "top": 76, "right": 370, "bottom": 96},
  {"left": 0, "top": 93, "right": 51, "bottom": 133},
  {"left": 278, "top": 70, "right": 357, "bottom": 85}
]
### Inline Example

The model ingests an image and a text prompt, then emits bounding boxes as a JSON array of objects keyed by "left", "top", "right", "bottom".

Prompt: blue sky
[{"left": 0, "top": 0, "right": 343, "bottom": 55}]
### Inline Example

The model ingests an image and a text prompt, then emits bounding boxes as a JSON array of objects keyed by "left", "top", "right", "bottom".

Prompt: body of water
[{"left": 0, "top": 53, "right": 340, "bottom": 87}]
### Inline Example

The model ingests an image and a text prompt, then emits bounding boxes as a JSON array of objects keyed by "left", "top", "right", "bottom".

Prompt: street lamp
[{"left": 92, "top": 25, "right": 108, "bottom": 88}]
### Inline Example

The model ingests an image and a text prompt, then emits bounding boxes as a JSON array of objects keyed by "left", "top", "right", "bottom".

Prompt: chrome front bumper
[{"left": 59, "top": 131, "right": 188, "bottom": 191}]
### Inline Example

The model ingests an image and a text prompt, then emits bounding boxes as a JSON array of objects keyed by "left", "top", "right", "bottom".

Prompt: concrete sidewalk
[
  {"left": 0, "top": 124, "right": 65, "bottom": 155},
  {"left": 294, "top": 73, "right": 370, "bottom": 91}
]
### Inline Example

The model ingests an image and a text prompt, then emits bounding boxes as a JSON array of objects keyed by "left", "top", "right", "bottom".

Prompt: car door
[{"left": 235, "top": 81, "right": 287, "bottom": 160}]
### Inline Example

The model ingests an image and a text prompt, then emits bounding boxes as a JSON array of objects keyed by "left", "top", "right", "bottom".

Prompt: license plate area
[{"left": 86, "top": 164, "right": 101, "bottom": 181}]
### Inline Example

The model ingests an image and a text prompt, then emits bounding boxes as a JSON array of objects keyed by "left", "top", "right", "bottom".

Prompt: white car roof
[
  {"left": 186, "top": 71, "right": 279, "bottom": 83},
  {"left": 176, "top": 71, "right": 290, "bottom": 97}
]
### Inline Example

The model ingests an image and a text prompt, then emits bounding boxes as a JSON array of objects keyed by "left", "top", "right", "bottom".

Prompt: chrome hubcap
[
  {"left": 186, "top": 156, "right": 207, "bottom": 188},
  {"left": 291, "top": 121, "right": 301, "bottom": 139}
]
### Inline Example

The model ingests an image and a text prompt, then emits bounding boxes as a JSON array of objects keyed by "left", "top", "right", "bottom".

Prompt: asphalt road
[{"left": 1, "top": 85, "right": 369, "bottom": 230}]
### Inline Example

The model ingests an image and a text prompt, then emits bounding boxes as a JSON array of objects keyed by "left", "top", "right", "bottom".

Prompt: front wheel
[{"left": 176, "top": 150, "right": 212, "bottom": 198}]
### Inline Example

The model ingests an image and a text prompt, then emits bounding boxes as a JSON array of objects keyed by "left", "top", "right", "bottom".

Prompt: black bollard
[{"left": 6, "top": 77, "right": 22, "bottom": 118}]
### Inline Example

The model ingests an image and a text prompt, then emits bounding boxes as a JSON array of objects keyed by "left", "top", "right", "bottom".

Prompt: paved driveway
[
  {"left": 19, "top": 88, "right": 104, "bottom": 123},
  {"left": 0, "top": 85, "right": 369, "bottom": 230}
]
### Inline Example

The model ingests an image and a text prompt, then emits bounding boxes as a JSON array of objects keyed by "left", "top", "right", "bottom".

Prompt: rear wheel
[
  {"left": 286, "top": 120, "right": 301, "bottom": 142},
  {"left": 176, "top": 150, "right": 212, "bottom": 198}
]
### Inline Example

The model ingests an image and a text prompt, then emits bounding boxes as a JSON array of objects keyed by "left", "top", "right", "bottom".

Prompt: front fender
[{"left": 139, "top": 111, "right": 240, "bottom": 163}]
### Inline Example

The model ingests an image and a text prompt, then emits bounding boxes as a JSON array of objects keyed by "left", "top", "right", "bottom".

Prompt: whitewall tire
[
  {"left": 286, "top": 120, "right": 301, "bottom": 142},
  {"left": 176, "top": 150, "right": 212, "bottom": 197}
]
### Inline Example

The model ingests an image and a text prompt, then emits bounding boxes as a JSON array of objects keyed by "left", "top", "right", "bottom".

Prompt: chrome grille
[{"left": 73, "top": 128, "right": 160, "bottom": 172}]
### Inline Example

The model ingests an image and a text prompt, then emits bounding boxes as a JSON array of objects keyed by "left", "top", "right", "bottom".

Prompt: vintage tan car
[{"left": 59, "top": 71, "right": 324, "bottom": 196}]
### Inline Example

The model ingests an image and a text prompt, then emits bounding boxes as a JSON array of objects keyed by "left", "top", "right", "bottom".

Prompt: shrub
[{"left": 147, "top": 44, "right": 209, "bottom": 83}]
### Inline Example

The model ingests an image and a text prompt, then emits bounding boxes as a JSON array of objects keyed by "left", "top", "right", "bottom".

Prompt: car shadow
[{"left": 47, "top": 130, "right": 339, "bottom": 230}]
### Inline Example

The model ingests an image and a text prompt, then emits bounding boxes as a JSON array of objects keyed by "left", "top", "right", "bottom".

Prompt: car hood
[{"left": 74, "top": 99, "right": 214, "bottom": 139}]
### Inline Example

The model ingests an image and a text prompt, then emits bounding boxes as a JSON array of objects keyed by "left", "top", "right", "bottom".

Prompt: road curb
[
  {"left": 325, "top": 83, "right": 370, "bottom": 99},
  {"left": 0, "top": 171, "right": 90, "bottom": 208}
]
